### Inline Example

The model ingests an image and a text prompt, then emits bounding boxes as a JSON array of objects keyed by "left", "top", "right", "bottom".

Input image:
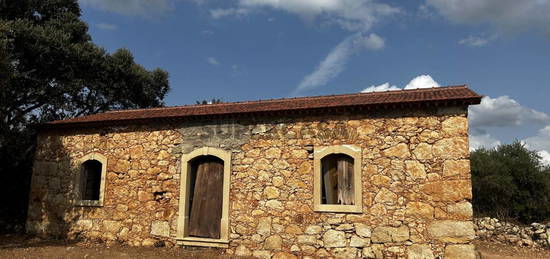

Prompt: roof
[{"left": 38, "top": 85, "right": 482, "bottom": 129}]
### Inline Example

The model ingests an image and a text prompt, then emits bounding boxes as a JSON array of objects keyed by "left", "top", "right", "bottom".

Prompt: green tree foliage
[
  {"left": 471, "top": 142, "right": 550, "bottom": 224},
  {"left": 0, "top": 0, "right": 170, "bottom": 231}
]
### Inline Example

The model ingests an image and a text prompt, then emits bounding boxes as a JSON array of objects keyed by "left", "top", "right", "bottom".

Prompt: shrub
[{"left": 471, "top": 141, "right": 550, "bottom": 224}]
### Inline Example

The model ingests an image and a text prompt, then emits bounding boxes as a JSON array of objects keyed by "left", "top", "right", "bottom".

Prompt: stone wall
[
  {"left": 27, "top": 107, "right": 475, "bottom": 258},
  {"left": 475, "top": 217, "right": 550, "bottom": 248}
]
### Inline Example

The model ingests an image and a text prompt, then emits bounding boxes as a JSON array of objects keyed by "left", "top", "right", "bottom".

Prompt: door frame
[{"left": 176, "top": 147, "right": 231, "bottom": 248}]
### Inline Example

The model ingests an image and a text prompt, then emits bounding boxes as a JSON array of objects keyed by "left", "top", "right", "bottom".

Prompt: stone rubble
[{"left": 475, "top": 217, "right": 550, "bottom": 248}]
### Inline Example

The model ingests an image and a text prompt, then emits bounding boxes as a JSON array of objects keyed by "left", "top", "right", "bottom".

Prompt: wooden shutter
[
  {"left": 188, "top": 157, "right": 224, "bottom": 239},
  {"left": 337, "top": 156, "right": 354, "bottom": 205},
  {"left": 322, "top": 157, "right": 338, "bottom": 204}
]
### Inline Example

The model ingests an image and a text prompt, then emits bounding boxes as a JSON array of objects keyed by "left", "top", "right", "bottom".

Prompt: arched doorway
[
  {"left": 176, "top": 147, "right": 231, "bottom": 247},
  {"left": 187, "top": 155, "right": 224, "bottom": 238}
]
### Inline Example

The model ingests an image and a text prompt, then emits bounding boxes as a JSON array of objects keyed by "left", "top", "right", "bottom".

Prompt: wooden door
[{"left": 188, "top": 156, "right": 224, "bottom": 239}]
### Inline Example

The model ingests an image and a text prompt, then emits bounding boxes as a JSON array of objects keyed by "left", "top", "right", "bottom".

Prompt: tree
[
  {"left": 0, "top": 0, "right": 170, "bottom": 232},
  {"left": 196, "top": 98, "right": 223, "bottom": 105},
  {"left": 471, "top": 142, "right": 550, "bottom": 224}
]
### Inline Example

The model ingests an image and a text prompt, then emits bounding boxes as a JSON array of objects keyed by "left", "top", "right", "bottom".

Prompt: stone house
[{"left": 27, "top": 86, "right": 482, "bottom": 258}]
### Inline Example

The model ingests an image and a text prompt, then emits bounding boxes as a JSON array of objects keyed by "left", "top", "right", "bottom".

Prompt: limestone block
[
  {"left": 304, "top": 225, "right": 322, "bottom": 235},
  {"left": 433, "top": 137, "right": 469, "bottom": 159},
  {"left": 447, "top": 201, "right": 473, "bottom": 219},
  {"left": 407, "top": 244, "right": 434, "bottom": 259},
  {"left": 335, "top": 224, "right": 354, "bottom": 231},
  {"left": 272, "top": 176, "right": 284, "bottom": 186},
  {"left": 405, "top": 161, "right": 427, "bottom": 180},
  {"left": 383, "top": 143, "right": 411, "bottom": 158},
  {"left": 442, "top": 117, "right": 467, "bottom": 136},
  {"left": 371, "top": 226, "right": 409, "bottom": 243},
  {"left": 427, "top": 220, "right": 475, "bottom": 243},
  {"left": 142, "top": 238, "right": 156, "bottom": 246},
  {"left": 405, "top": 202, "right": 434, "bottom": 219},
  {"left": 285, "top": 225, "right": 302, "bottom": 234},
  {"left": 444, "top": 244, "right": 476, "bottom": 259},
  {"left": 103, "top": 220, "right": 122, "bottom": 233},
  {"left": 235, "top": 245, "right": 252, "bottom": 256},
  {"left": 350, "top": 235, "right": 369, "bottom": 247},
  {"left": 322, "top": 230, "right": 347, "bottom": 248},
  {"left": 374, "top": 188, "right": 398, "bottom": 205},
  {"left": 371, "top": 175, "right": 391, "bottom": 187},
  {"left": 297, "top": 235, "right": 317, "bottom": 245},
  {"left": 362, "top": 247, "right": 375, "bottom": 258},
  {"left": 272, "top": 252, "right": 298, "bottom": 259},
  {"left": 266, "top": 200, "right": 284, "bottom": 210},
  {"left": 443, "top": 160, "right": 470, "bottom": 177},
  {"left": 150, "top": 221, "right": 170, "bottom": 237},
  {"left": 420, "top": 180, "right": 472, "bottom": 201},
  {"left": 333, "top": 247, "right": 359, "bottom": 259},
  {"left": 264, "top": 235, "right": 283, "bottom": 250},
  {"left": 355, "top": 223, "right": 372, "bottom": 238},
  {"left": 264, "top": 186, "right": 280, "bottom": 199},
  {"left": 413, "top": 143, "right": 433, "bottom": 160},
  {"left": 253, "top": 250, "right": 272, "bottom": 259}
]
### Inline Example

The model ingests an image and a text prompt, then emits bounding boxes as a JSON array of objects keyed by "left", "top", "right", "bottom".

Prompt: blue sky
[{"left": 78, "top": 0, "right": 550, "bottom": 163}]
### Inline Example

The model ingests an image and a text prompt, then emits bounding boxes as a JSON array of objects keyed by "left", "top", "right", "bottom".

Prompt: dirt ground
[
  {"left": 1, "top": 234, "right": 550, "bottom": 259},
  {"left": 474, "top": 240, "right": 550, "bottom": 259},
  {"left": 0, "top": 234, "right": 247, "bottom": 259}
]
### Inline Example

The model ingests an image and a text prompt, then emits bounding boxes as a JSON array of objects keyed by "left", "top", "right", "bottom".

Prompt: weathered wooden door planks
[{"left": 188, "top": 156, "right": 224, "bottom": 239}]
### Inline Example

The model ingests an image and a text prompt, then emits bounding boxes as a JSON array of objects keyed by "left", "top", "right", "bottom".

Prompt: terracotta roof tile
[{"left": 39, "top": 85, "right": 481, "bottom": 129}]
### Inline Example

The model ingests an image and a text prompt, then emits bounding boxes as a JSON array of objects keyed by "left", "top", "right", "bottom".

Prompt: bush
[{"left": 471, "top": 142, "right": 550, "bottom": 224}]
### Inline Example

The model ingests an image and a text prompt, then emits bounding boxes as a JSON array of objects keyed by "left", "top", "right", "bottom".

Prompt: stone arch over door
[{"left": 176, "top": 147, "right": 231, "bottom": 248}]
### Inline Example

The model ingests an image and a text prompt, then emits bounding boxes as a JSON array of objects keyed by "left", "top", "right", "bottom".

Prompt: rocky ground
[{"left": 1, "top": 234, "right": 550, "bottom": 259}]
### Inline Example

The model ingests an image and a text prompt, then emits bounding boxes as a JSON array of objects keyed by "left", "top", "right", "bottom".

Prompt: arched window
[
  {"left": 177, "top": 147, "right": 231, "bottom": 248},
  {"left": 81, "top": 160, "right": 102, "bottom": 200},
  {"left": 75, "top": 153, "right": 107, "bottom": 206},
  {"left": 314, "top": 145, "right": 362, "bottom": 213},
  {"left": 321, "top": 154, "right": 355, "bottom": 205}
]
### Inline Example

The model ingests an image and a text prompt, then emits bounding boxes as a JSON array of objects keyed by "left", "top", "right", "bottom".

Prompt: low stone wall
[{"left": 474, "top": 217, "right": 550, "bottom": 247}]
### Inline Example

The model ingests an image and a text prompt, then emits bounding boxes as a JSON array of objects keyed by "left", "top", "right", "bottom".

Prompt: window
[
  {"left": 81, "top": 160, "right": 102, "bottom": 200},
  {"left": 177, "top": 147, "right": 231, "bottom": 248},
  {"left": 314, "top": 145, "right": 362, "bottom": 213},
  {"left": 75, "top": 153, "right": 107, "bottom": 207}
]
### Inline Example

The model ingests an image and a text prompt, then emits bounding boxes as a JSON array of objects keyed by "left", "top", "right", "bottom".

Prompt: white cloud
[
  {"left": 469, "top": 133, "right": 501, "bottom": 151},
  {"left": 361, "top": 82, "right": 400, "bottom": 93},
  {"left": 292, "top": 32, "right": 384, "bottom": 95},
  {"left": 523, "top": 126, "right": 550, "bottom": 166},
  {"left": 538, "top": 150, "right": 550, "bottom": 166},
  {"left": 207, "top": 57, "right": 220, "bottom": 66},
  {"left": 459, "top": 36, "right": 489, "bottom": 47},
  {"left": 201, "top": 30, "right": 214, "bottom": 35},
  {"left": 210, "top": 8, "right": 251, "bottom": 19},
  {"left": 403, "top": 74, "right": 440, "bottom": 89},
  {"left": 96, "top": 23, "right": 117, "bottom": 30},
  {"left": 469, "top": 96, "right": 550, "bottom": 128},
  {"left": 426, "top": 0, "right": 550, "bottom": 34},
  {"left": 361, "top": 74, "right": 440, "bottom": 93},
  {"left": 524, "top": 126, "right": 550, "bottom": 154},
  {"left": 213, "top": 0, "right": 400, "bottom": 31},
  {"left": 468, "top": 95, "right": 550, "bottom": 164},
  {"left": 79, "top": 0, "right": 175, "bottom": 16}
]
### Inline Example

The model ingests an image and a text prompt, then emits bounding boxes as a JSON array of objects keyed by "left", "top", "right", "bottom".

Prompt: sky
[{"left": 78, "top": 0, "right": 550, "bottom": 164}]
